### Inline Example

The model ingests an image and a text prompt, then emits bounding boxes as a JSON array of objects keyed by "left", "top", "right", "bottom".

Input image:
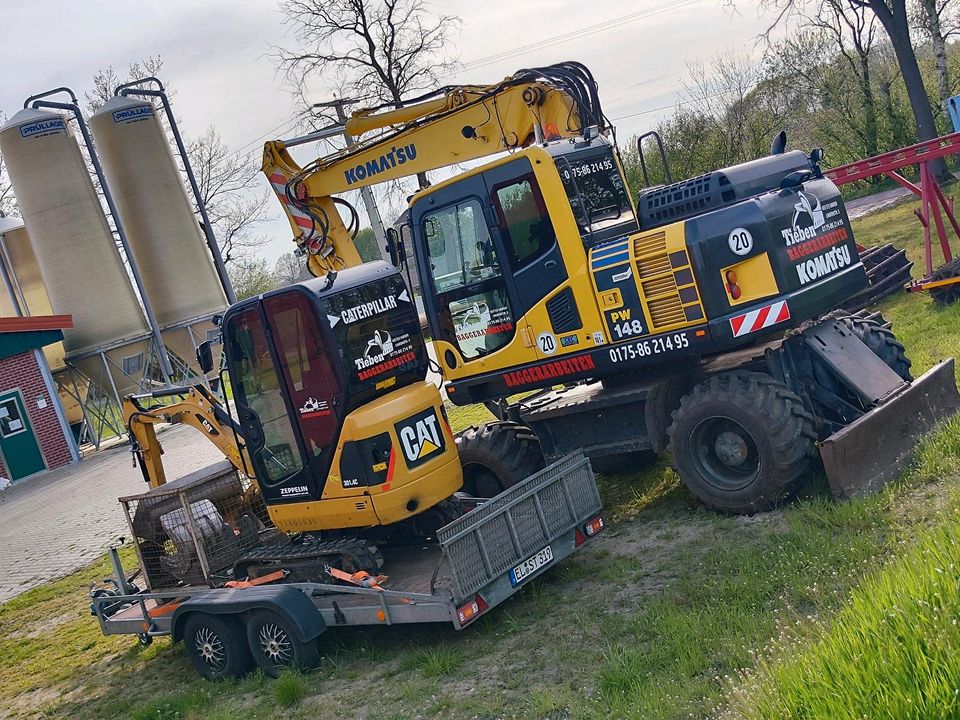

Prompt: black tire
[
  {"left": 928, "top": 257, "right": 960, "bottom": 306},
  {"left": 842, "top": 316, "right": 912, "bottom": 381},
  {"left": 245, "top": 610, "right": 321, "bottom": 678},
  {"left": 183, "top": 613, "right": 253, "bottom": 680},
  {"left": 590, "top": 451, "right": 657, "bottom": 475},
  {"left": 455, "top": 422, "right": 545, "bottom": 497},
  {"left": 668, "top": 371, "right": 818, "bottom": 514}
]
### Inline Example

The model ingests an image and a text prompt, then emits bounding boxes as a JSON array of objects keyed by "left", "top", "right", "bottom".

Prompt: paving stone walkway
[{"left": 0, "top": 425, "right": 224, "bottom": 603}]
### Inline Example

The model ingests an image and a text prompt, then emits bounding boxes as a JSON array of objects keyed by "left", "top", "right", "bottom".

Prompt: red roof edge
[{"left": 0, "top": 314, "right": 74, "bottom": 333}]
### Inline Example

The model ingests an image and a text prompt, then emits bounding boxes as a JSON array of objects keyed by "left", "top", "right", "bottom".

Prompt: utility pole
[{"left": 311, "top": 99, "right": 390, "bottom": 262}]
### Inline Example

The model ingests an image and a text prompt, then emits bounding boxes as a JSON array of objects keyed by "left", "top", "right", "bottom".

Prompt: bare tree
[
  {"left": 84, "top": 56, "right": 167, "bottom": 114},
  {"left": 911, "top": 0, "right": 960, "bottom": 127},
  {"left": 274, "top": 252, "right": 309, "bottom": 285},
  {"left": 760, "top": 0, "right": 950, "bottom": 178},
  {"left": 188, "top": 127, "right": 272, "bottom": 263},
  {"left": 0, "top": 113, "right": 15, "bottom": 216},
  {"left": 275, "top": 0, "right": 461, "bottom": 188}
]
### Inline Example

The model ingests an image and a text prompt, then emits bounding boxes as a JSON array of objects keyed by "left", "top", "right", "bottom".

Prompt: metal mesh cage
[
  {"left": 438, "top": 452, "right": 601, "bottom": 601},
  {"left": 119, "top": 460, "right": 272, "bottom": 590}
]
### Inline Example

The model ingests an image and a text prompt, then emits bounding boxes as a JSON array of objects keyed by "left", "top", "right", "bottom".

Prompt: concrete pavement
[{"left": 0, "top": 425, "right": 224, "bottom": 603}]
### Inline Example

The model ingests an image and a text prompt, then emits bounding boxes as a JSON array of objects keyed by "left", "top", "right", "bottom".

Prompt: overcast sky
[{"left": 0, "top": 0, "right": 776, "bottom": 262}]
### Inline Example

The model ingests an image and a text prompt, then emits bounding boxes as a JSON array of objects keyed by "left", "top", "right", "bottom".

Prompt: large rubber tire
[
  {"left": 668, "top": 371, "right": 818, "bottom": 514},
  {"left": 842, "top": 316, "right": 912, "bottom": 381},
  {"left": 456, "top": 422, "right": 545, "bottom": 497},
  {"left": 183, "top": 613, "right": 253, "bottom": 680},
  {"left": 245, "top": 610, "right": 321, "bottom": 678}
]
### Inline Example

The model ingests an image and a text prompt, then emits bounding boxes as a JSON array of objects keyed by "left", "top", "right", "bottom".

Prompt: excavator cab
[
  {"left": 409, "top": 136, "right": 640, "bottom": 397},
  {"left": 218, "top": 262, "right": 462, "bottom": 532}
]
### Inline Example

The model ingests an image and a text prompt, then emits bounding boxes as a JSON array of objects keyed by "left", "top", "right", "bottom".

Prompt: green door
[{"left": 0, "top": 390, "right": 45, "bottom": 480}]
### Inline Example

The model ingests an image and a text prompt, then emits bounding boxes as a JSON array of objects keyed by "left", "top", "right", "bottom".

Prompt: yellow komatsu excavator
[{"left": 260, "top": 61, "right": 960, "bottom": 514}]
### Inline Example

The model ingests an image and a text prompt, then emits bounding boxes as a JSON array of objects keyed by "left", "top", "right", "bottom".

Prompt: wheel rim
[
  {"left": 194, "top": 626, "right": 227, "bottom": 672},
  {"left": 257, "top": 622, "right": 294, "bottom": 667},
  {"left": 690, "top": 416, "right": 760, "bottom": 491}
]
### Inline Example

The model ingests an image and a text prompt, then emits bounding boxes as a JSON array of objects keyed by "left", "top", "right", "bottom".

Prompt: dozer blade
[{"left": 820, "top": 358, "right": 960, "bottom": 499}]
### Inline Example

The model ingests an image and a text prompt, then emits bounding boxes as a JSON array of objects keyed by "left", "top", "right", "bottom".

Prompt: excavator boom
[
  {"left": 262, "top": 62, "right": 604, "bottom": 276},
  {"left": 123, "top": 385, "right": 250, "bottom": 489}
]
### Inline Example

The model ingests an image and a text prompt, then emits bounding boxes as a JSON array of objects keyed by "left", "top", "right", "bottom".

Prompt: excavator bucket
[{"left": 820, "top": 358, "right": 960, "bottom": 499}]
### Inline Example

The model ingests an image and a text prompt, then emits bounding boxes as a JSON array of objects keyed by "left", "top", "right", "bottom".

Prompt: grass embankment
[
  {"left": 2, "top": 195, "right": 960, "bottom": 719},
  {"left": 723, "top": 470, "right": 960, "bottom": 719}
]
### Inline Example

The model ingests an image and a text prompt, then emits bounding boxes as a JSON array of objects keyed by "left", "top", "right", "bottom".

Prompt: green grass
[
  {"left": 723, "top": 504, "right": 960, "bottom": 718},
  {"left": 2, "top": 192, "right": 960, "bottom": 719},
  {"left": 273, "top": 670, "right": 308, "bottom": 707}
]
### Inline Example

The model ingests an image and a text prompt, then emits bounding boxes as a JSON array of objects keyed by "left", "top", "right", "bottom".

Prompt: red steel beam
[{"left": 825, "top": 132, "right": 960, "bottom": 186}]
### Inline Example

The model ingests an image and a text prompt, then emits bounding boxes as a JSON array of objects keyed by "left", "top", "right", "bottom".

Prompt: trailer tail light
[
  {"left": 576, "top": 515, "right": 605, "bottom": 546},
  {"left": 457, "top": 594, "right": 488, "bottom": 625},
  {"left": 584, "top": 515, "right": 605, "bottom": 537}
]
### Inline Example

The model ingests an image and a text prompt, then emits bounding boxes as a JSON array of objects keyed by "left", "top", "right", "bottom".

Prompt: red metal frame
[{"left": 825, "top": 133, "right": 960, "bottom": 279}]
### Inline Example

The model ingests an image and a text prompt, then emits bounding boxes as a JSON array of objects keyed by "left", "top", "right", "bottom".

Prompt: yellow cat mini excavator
[{"left": 125, "top": 262, "right": 466, "bottom": 577}]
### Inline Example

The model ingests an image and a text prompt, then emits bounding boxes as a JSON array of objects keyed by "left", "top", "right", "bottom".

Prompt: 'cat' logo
[{"left": 395, "top": 408, "right": 445, "bottom": 468}]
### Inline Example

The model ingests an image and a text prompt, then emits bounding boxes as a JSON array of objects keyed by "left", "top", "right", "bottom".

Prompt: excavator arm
[
  {"left": 123, "top": 385, "right": 251, "bottom": 489},
  {"left": 262, "top": 62, "right": 606, "bottom": 276}
]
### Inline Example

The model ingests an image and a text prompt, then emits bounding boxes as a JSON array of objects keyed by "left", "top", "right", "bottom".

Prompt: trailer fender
[{"left": 171, "top": 586, "right": 326, "bottom": 644}]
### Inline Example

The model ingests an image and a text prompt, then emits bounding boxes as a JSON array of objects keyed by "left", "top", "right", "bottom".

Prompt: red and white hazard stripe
[
  {"left": 729, "top": 300, "right": 791, "bottom": 338},
  {"left": 268, "top": 172, "right": 315, "bottom": 233}
]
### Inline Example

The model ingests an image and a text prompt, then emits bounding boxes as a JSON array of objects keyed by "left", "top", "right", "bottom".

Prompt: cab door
[
  {"left": 416, "top": 175, "right": 526, "bottom": 367},
  {"left": 223, "top": 291, "right": 341, "bottom": 504},
  {"left": 485, "top": 158, "right": 568, "bottom": 318}
]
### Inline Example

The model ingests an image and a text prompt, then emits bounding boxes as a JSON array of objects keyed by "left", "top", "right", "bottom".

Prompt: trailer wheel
[
  {"left": 668, "top": 371, "right": 817, "bottom": 513},
  {"left": 245, "top": 610, "right": 320, "bottom": 678},
  {"left": 843, "top": 317, "right": 912, "bottom": 381},
  {"left": 183, "top": 613, "right": 253, "bottom": 680},
  {"left": 456, "top": 422, "right": 545, "bottom": 497}
]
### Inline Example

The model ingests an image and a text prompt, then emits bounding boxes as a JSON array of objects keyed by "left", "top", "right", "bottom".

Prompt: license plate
[{"left": 509, "top": 545, "right": 554, "bottom": 587}]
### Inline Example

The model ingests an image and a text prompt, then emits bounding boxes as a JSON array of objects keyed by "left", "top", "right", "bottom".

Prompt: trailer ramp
[{"left": 439, "top": 451, "right": 601, "bottom": 603}]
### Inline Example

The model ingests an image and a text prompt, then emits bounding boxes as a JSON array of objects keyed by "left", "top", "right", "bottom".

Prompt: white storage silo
[
  {"left": 0, "top": 109, "right": 152, "bottom": 393},
  {"left": 89, "top": 96, "right": 227, "bottom": 373},
  {"left": 0, "top": 217, "right": 89, "bottom": 430}
]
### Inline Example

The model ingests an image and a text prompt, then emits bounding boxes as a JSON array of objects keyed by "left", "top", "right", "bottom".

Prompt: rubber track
[{"left": 235, "top": 536, "right": 384, "bottom": 582}]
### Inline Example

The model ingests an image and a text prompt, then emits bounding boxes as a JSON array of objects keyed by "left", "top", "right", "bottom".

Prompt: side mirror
[
  {"left": 810, "top": 147, "right": 824, "bottom": 164},
  {"left": 385, "top": 227, "right": 400, "bottom": 267},
  {"left": 195, "top": 341, "right": 214, "bottom": 374}
]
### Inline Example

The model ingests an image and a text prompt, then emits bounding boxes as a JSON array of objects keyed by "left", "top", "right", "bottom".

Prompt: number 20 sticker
[
  {"left": 728, "top": 227, "right": 754, "bottom": 256},
  {"left": 537, "top": 332, "right": 557, "bottom": 355}
]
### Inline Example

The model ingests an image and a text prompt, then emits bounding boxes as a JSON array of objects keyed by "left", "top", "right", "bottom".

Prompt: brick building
[{"left": 0, "top": 315, "right": 79, "bottom": 482}]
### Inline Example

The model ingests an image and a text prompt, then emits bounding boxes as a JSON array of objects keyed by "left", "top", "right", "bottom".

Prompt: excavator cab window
[
  {"left": 552, "top": 141, "right": 638, "bottom": 246},
  {"left": 263, "top": 292, "right": 341, "bottom": 459},
  {"left": 491, "top": 174, "right": 557, "bottom": 267},
  {"left": 425, "top": 199, "right": 500, "bottom": 292},
  {"left": 224, "top": 306, "right": 306, "bottom": 485},
  {"left": 319, "top": 272, "right": 427, "bottom": 405},
  {"left": 423, "top": 195, "right": 515, "bottom": 360}
]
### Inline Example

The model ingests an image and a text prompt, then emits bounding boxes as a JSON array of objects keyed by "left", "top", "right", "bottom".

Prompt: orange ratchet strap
[
  {"left": 224, "top": 570, "right": 288, "bottom": 588},
  {"left": 327, "top": 567, "right": 388, "bottom": 591}
]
